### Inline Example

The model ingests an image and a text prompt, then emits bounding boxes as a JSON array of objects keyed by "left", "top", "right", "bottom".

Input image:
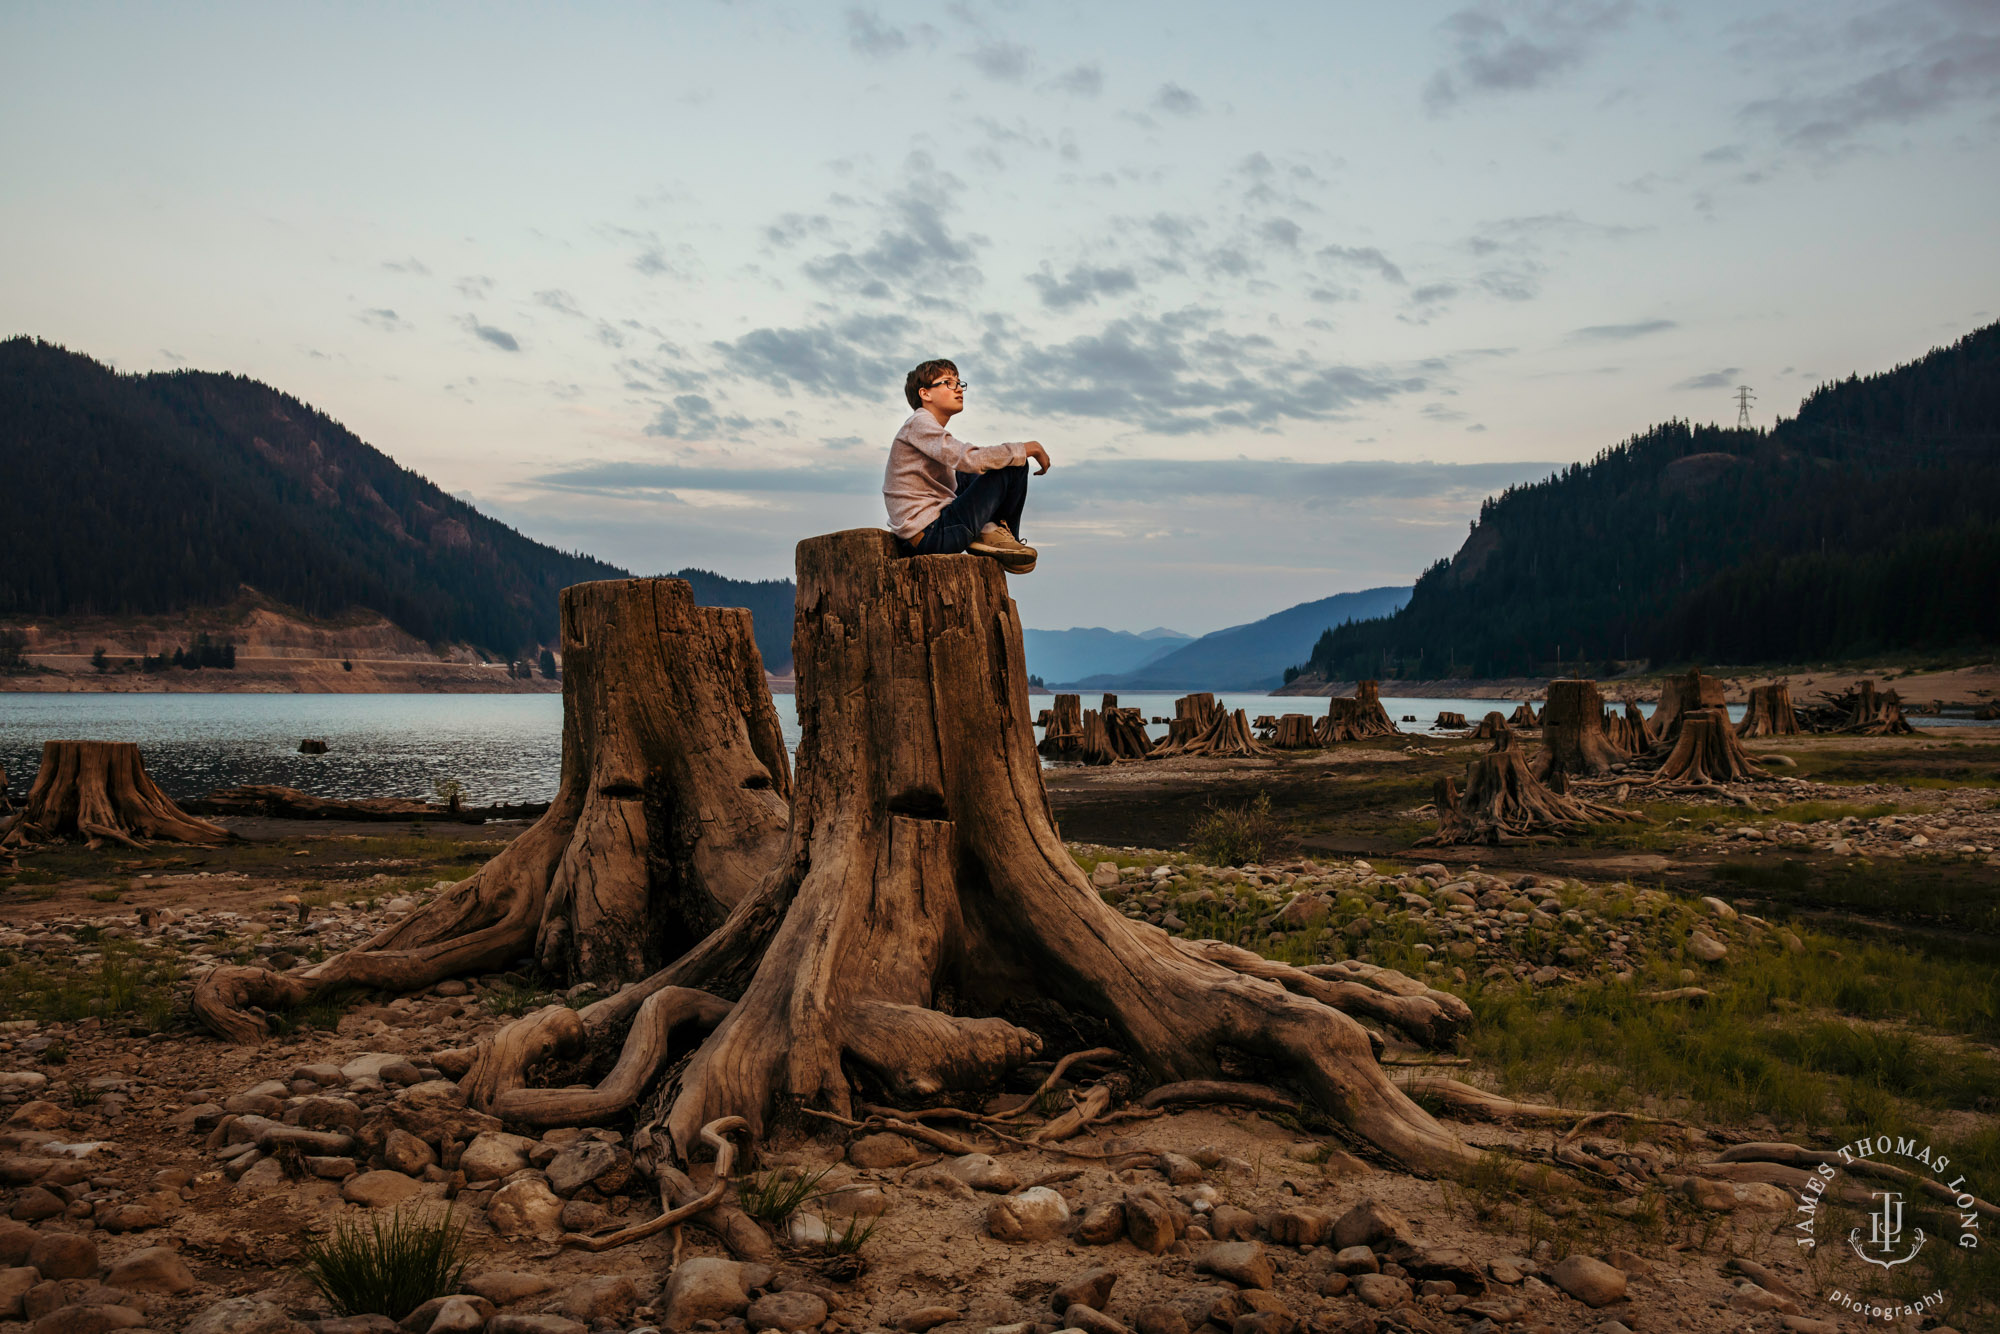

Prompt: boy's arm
[{"left": 904, "top": 414, "right": 1027, "bottom": 473}]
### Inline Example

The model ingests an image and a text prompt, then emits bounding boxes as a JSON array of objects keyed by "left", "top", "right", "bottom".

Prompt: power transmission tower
[{"left": 1735, "top": 385, "right": 1756, "bottom": 430}]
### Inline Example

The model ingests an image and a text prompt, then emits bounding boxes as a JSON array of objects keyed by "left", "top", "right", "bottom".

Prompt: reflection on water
[{"left": 1, "top": 690, "right": 1981, "bottom": 808}]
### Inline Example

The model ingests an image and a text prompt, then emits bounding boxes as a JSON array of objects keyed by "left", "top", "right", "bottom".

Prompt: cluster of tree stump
[
  {"left": 1796, "top": 679, "right": 1914, "bottom": 735},
  {"left": 1316, "top": 680, "right": 1400, "bottom": 744},
  {"left": 189, "top": 535, "right": 1521, "bottom": 1212}
]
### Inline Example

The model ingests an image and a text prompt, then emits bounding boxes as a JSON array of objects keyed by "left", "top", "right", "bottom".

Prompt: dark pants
[{"left": 902, "top": 463, "right": 1028, "bottom": 556}]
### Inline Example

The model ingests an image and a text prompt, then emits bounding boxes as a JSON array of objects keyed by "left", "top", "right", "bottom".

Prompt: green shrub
[
  {"left": 1189, "top": 791, "right": 1288, "bottom": 867},
  {"left": 300, "top": 1208, "right": 467, "bottom": 1319}
]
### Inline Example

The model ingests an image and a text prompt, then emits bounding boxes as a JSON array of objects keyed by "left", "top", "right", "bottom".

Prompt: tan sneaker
[{"left": 969, "top": 522, "right": 1037, "bottom": 573}]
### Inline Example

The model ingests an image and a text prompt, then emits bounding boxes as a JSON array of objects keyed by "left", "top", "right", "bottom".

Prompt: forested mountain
[
  {"left": 0, "top": 339, "right": 794, "bottom": 664},
  {"left": 1298, "top": 321, "right": 2000, "bottom": 681},
  {"left": 1083, "top": 586, "right": 1411, "bottom": 691}
]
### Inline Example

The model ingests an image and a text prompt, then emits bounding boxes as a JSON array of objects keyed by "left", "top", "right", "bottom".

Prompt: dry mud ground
[{"left": 0, "top": 730, "right": 1996, "bottom": 1334}]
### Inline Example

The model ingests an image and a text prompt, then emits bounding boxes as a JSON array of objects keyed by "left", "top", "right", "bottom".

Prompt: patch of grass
[
  {"left": 299, "top": 1208, "right": 468, "bottom": 1320},
  {"left": 824, "top": 1212, "right": 879, "bottom": 1255},
  {"left": 85, "top": 888, "right": 123, "bottom": 903},
  {"left": 480, "top": 979, "right": 564, "bottom": 1017},
  {"left": 1713, "top": 854, "right": 2000, "bottom": 946},
  {"left": 737, "top": 1166, "right": 833, "bottom": 1228},
  {"left": 1189, "top": 791, "right": 1289, "bottom": 867},
  {"left": 0, "top": 939, "right": 182, "bottom": 1031}
]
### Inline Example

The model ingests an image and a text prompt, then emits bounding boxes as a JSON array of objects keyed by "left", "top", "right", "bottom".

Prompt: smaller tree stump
[
  {"left": 1038, "top": 694, "right": 1085, "bottom": 758},
  {"left": 1103, "top": 707, "right": 1153, "bottom": 759},
  {"left": 1271, "top": 714, "right": 1319, "bottom": 749},
  {"left": 1650, "top": 669, "right": 1726, "bottom": 749},
  {"left": 1318, "top": 680, "right": 1399, "bottom": 743},
  {"left": 1652, "top": 709, "right": 1768, "bottom": 785},
  {"left": 1535, "top": 680, "right": 1628, "bottom": 782},
  {"left": 1838, "top": 680, "right": 1914, "bottom": 735},
  {"left": 1737, "top": 684, "right": 1800, "bottom": 738},
  {"left": 1152, "top": 693, "right": 1222, "bottom": 756},
  {"left": 1433, "top": 711, "right": 1468, "bottom": 730},
  {"left": 1422, "top": 745, "right": 1632, "bottom": 846},
  {"left": 1077, "top": 710, "right": 1117, "bottom": 766},
  {"left": 1507, "top": 703, "right": 1540, "bottom": 729},
  {"left": 1177, "top": 707, "right": 1268, "bottom": 757},
  {"left": 0, "top": 741, "right": 230, "bottom": 851},
  {"left": 1472, "top": 710, "right": 1510, "bottom": 740}
]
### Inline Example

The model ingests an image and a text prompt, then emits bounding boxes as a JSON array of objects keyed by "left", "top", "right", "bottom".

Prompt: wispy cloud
[
  {"left": 1424, "top": 1, "right": 1635, "bottom": 112},
  {"left": 1673, "top": 367, "right": 1741, "bottom": 391},
  {"left": 1153, "top": 83, "right": 1203, "bottom": 115},
  {"left": 465, "top": 319, "right": 521, "bottom": 352},
  {"left": 1568, "top": 318, "right": 1675, "bottom": 342},
  {"left": 1026, "top": 264, "right": 1138, "bottom": 309}
]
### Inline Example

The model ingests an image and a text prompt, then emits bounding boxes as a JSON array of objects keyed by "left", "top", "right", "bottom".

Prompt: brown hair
[{"left": 904, "top": 358, "right": 959, "bottom": 410}]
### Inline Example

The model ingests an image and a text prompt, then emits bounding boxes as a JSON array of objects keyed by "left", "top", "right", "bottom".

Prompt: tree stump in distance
[
  {"left": 1100, "top": 693, "right": 1118, "bottom": 712},
  {"left": 1102, "top": 707, "right": 1153, "bottom": 759},
  {"left": 1535, "top": 680, "right": 1629, "bottom": 781},
  {"left": 1472, "top": 710, "right": 1510, "bottom": 740},
  {"left": 1153, "top": 693, "right": 1221, "bottom": 755},
  {"left": 1038, "top": 693, "right": 1084, "bottom": 758},
  {"left": 192, "top": 578, "right": 791, "bottom": 1043},
  {"left": 0, "top": 741, "right": 229, "bottom": 851},
  {"left": 1422, "top": 745, "right": 1632, "bottom": 846},
  {"left": 1653, "top": 709, "right": 1768, "bottom": 785},
  {"left": 1507, "top": 702, "right": 1540, "bottom": 729},
  {"left": 1178, "top": 708, "right": 1269, "bottom": 757},
  {"left": 1433, "top": 711, "right": 1468, "bottom": 730},
  {"left": 1272, "top": 714, "right": 1319, "bottom": 749},
  {"left": 1077, "top": 709, "right": 1117, "bottom": 766},
  {"left": 1319, "top": 680, "right": 1398, "bottom": 743},
  {"left": 1839, "top": 680, "right": 1914, "bottom": 735},
  {"left": 1650, "top": 669, "right": 1726, "bottom": 748},
  {"left": 1737, "top": 684, "right": 1800, "bottom": 738}
]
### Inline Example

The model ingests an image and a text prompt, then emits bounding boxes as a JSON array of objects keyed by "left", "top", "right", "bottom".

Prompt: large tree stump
[
  {"left": 0, "top": 741, "right": 229, "bottom": 851},
  {"left": 1649, "top": 669, "right": 1726, "bottom": 749},
  {"left": 1271, "top": 714, "right": 1319, "bottom": 749},
  {"left": 192, "top": 578, "right": 791, "bottom": 1043},
  {"left": 1471, "top": 710, "right": 1510, "bottom": 740},
  {"left": 1837, "top": 680, "right": 1914, "bottom": 735},
  {"left": 1318, "top": 680, "right": 1398, "bottom": 744},
  {"left": 1102, "top": 707, "right": 1153, "bottom": 759},
  {"left": 1077, "top": 709, "right": 1116, "bottom": 766},
  {"left": 470, "top": 532, "right": 1482, "bottom": 1181},
  {"left": 1737, "top": 684, "right": 1800, "bottom": 738},
  {"left": 1422, "top": 745, "right": 1633, "bottom": 845},
  {"left": 1651, "top": 709, "right": 1768, "bottom": 785},
  {"left": 1534, "top": 680, "right": 1629, "bottom": 782},
  {"left": 1433, "top": 711, "right": 1468, "bottom": 731},
  {"left": 1152, "top": 693, "right": 1222, "bottom": 756},
  {"left": 1178, "top": 708, "right": 1269, "bottom": 758},
  {"left": 1037, "top": 694, "right": 1084, "bottom": 758}
]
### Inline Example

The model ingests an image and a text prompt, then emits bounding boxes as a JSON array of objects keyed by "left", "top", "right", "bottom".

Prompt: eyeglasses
[{"left": 928, "top": 378, "right": 968, "bottom": 391}]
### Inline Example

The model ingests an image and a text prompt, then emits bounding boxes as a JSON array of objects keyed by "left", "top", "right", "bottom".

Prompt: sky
[{"left": 3, "top": 1, "right": 1997, "bottom": 636}]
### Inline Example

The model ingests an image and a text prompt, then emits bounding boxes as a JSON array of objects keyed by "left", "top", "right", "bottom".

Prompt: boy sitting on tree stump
[{"left": 883, "top": 358, "right": 1050, "bottom": 573}]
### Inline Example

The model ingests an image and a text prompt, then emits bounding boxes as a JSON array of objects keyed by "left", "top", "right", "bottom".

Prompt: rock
[
  {"left": 1260, "top": 1207, "right": 1330, "bottom": 1246},
  {"left": 557, "top": 1199, "right": 611, "bottom": 1233},
  {"left": 1206, "top": 1205, "right": 1257, "bottom": 1242},
  {"left": 293, "top": 1063, "right": 345, "bottom": 1086},
  {"left": 1350, "top": 1275, "right": 1411, "bottom": 1311},
  {"left": 382, "top": 1129, "right": 436, "bottom": 1176},
  {"left": 1075, "top": 1201, "right": 1125, "bottom": 1245},
  {"left": 487, "top": 1177, "right": 564, "bottom": 1238},
  {"left": 1066, "top": 1304, "right": 1132, "bottom": 1334},
  {"left": 1331, "top": 1246, "right": 1378, "bottom": 1275},
  {"left": 459, "top": 1132, "right": 535, "bottom": 1182},
  {"left": 1549, "top": 1255, "right": 1628, "bottom": 1308},
  {"left": 1133, "top": 1303, "right": 1189, "bottom": 1334},
  {"left": 1687, "top": 931, "right": 1727, "bottom": 964},
  {"left": 560, "top": 1275, "right": 638, "bottom": 1323},
  {"left": 895, "top": 1307, "right": 961, "bottom": 1333},
  {"left": 846, "top": 1133, "right": 921, "bottom": 1170},
  {"left": 1679, "top": 1176, "right": 1790, "bottom": 1212},
  {"left": 235, "top": 1158, "right": 289, "bottom": 1194},
  {"left": 11, "top": 1188, "right": 66, "bottom": 1222},
  {"left": 1230, "top": 1315, "right": 1291, "bottom": 1334},
  {"left": 945, "top": 1153, "right": 1019, "bottom": 1193},
  {"left": 26, "top": 1233, "right": 97, "bottom": 1280},
  {"left": 465, "top": 1272, "right": 560, "bottom": 1306},
  {"left": 1605, "top": 1247, "right": 1653, "bottom": 1277},
  {"left": 95, "top": 1204, "right": 162, "bottom": 1232},
  {"left": 316, "top": 1316, "right": 398, "bottom": 1334},
  {"left": 1331, "top": 1199, "right": 1411, "bottom": 1251},
  {"left": 1123, "top": 1193, "right": 1178, "bottom": 1254},
  {"left": 1731, "top": 1282, "right": 1800, "bottom": 1315},
  {"left": 486, "top": 1318, "right": 585, "bottom": 1334},
  {"left": 0, "top": 1225, "right": 35, "bottom": 1267},
  {"left": 1699, "top": 896, "right": 1738, "bottom": 921},
  {"left": 745, "top": 1291, "right": 829, "bottom": 1331},
  {"left": 426, "top": 1296, "right": 496, "bottom": 1333},
  {"left": 1487, "top": 1260, "right": 1524, "bottom": 1285},
  {"left": 105, "top": 1247, "right": 194, "bottom": 1294},
  {"left": 343, "top": 1170, "right": 421, "bottom": 1208},
  {"left": 0, "top": 1267, "right": 36, "bottom": 1318},
  {"left": 1195, "top": 1242, "right": 1274, "bottom": 1290},
  {"left": 1091, "top": 862, "right": 1121, "bottom": 888},
  {"left": 816, "top": 1186, "right": 890, "bottom": 1219},
  {"left": 32, "top": 1304, "right": 143, "bottom": 1334},
  {"left": 1316, "top": 1273, "right": 1348, "bottom": 1298},
  {"left": 1051, "top": 1269, "right": 1117, "bottom": 1314},
  {"left": 307, "top": 1156, "right": 358, "bottom": 1180},
  {"left": 7, "top": 1103, "right": 67, "bottom": 1130},
  {"left": 1156, "top": 1152, "right": 1204, "bottom": 1185},
  {"left": 1777, "top": 1317, "right": 1840, "bottom": 1334},
  {"left": 544, "top": 1140, "right": 627, "bottom": 1197},
  {"left": 661, "top": 1257, "right": 749, "bottom": 1330},
  {"left": 186, "top": 1297, "right": 313, "bottom": 1334},
  {"left": 294, "top": 1097, "right": 364, "bottom": 1132},
  {"left": 987, "top": 1187, "right": 1069, "bottom": 1242}
]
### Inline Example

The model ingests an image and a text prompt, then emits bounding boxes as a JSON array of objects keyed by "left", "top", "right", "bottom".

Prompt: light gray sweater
[{"left": 881, "top": 409, "right": 1026, "bottom": 541}]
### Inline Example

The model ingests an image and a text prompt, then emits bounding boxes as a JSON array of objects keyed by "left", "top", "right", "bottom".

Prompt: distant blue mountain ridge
[
  {"left": 1022, "top": 625, "right": 1192, "bottom": 685},
  {"left": 1044, "top": 586, "right": 1414, "bottom": 692}
]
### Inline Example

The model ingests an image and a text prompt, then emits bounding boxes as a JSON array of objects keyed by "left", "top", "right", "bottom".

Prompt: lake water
[{"left": 0, "top": 690, "right": 1981, "bottom": 807}]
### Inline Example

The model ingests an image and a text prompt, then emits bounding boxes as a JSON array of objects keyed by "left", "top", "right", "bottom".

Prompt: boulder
[
  {"left": 846, "top": 1134, "right": 921, "bottom": 1169},
  {"left": 31, "top": 1304, "right": 143, "bottom": 1334},
  {"left": 1549, "top": 1255, "right": 1628, "bottom": 1308},
  {"left": 560, "top": 1275, "right": 638, "bottom": 1323},
  {"left": 0, "top": 1267, "right": 37, "bottom": 1319},
  {"left": 26, "top": 1233, "right": 97, "bottom": 1280},
  {"left": 661, "top": 1258, "right": 749, "bottom": 1330},
  {"left": 95, "top": 1205, "right": 162, "bottom": 1233},
  {"left": 987, "top": 1188, "right": 1069, "bottom": 1242},
  {"left": 10, "top": 1189, "right": 65, "bottom": 1222},
  {"left": 1331, "top": 1199, "right": 1411, "bottom": 1251},
  {"left": 1051, "top": 1269, "right": 1117, "bottom": 1314},
  {"left": 343, "top": 1170, "right": 421, "bottom": 1209},
  {"left": 745, "top": 1290, "right": 829, "bottom": 1332},
  {"left": 945, "top": 1154, "right": 1019, "bottom": 1193},
  {"left": 7, "top": 1103, "right": 67, "bottom": 1131},
  {"left": 459, "top": 1132, "right": 536, "bottom": 1182},
  {"left": 1351, "top": 1275, "right": 1411, "bottom": 1310},
  {"left": 1687, "top": 931, "right": 1727, "bottom": 964},
  {"left": 381, "top": 1129, "right": 436, "bottom": 1177},
  {"left": 1065, "top": 1304, "right": 1131, "bottom": 1334},
  {"left": 465, "top": 1272, "right": 560, "bottom": 1306},
  {"left": 1331, "top": 1247, "right": 1378, "bottom": 1275},
  {"left": 1195, "top": 1242, "right": 1274, "bottom": 1290},
  {"left": 486, "top": 1318, "right": 586, "bottom": 1334},
  {"left": 185, "top": 1297, "right": 313, "bottom": 1334},
  {"left": 1260, "top": 1207, "right": 1330, "bottom": 1246},
  {"left": 425, "top": 1297, "right": 494, "bottom": 1334},
  {"left": 1074, "top": 1200, "right": 1125, "bottom": 1245},
  {"left": 487, "top": 1177, "right": 564, "bottom": 1238},
  {"left": 894, "top": 1308, "right": 960, "bottom": 1333},
  {"left": 1206, "top": 1205, "right": 1257, "bottom": 1242},
  {"left": 1132, "top": 1303, "right": 1190, "bottom": 1334},
  {"left": 1123, "top": 1193, "right": 1179, "bottom": 1254},
  {"left": 0, "top": 1224, "right": 36, "bottom": 1266},
  {"left": 105, "top": 1247, "right": 194, "bottom": 1294},
  {"left": 544, "top": 1140, "right": 627, "bottom": 1197}
]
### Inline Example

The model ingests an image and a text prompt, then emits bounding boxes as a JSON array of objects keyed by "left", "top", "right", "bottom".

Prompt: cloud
[
  {"left": 1153, "top": 83, "right": 1203, "bottom": 115},
  {"left": 532, "top": 459, "right": 879, "bottom": 496},
  {"left": 1319, "top": 245, "right": 1407, "bottom": 284},
  {"left": 994, "top": 307, "right": 1430, "bottom": 435},
  {"left": 1568, "top": 318, "right": 1675, "bottom": 341},
  {"left": 634, "top": 248, "right": 672, "bottom": 276},
  {"left": 534, "top": 289, "right": 585, "bottom": 318},
  {"left": 643, "top": 394, "right": 755, "bottom": 441},
  {"left": 967, "top": 40, "right": 1033, "bottom": 82},
  {"left": 1047, "top": 64, "right": 1103, "bottom": 98},
  {"left": 465, "top": 320, "right": 521, "bottom": 352},
  {"left": 1027, "top": 264, "right": 1139, "bottom": 309},
  {"left": 1259, "top": 218, "right": 1303, "bottom": 249},
  {"left": 1740, "top": 18, "right": 2000, "bottom": 154},
  {"left": 381, "top": 257, "right": 430, "bottom": 275},
  {"left": 1673, "top": 367, "right": 1741, "bottom": 391},
  {"left": 455, "top": 275, "right": 495, "bottom": 300},
  {"left": 357, "top": 308, "right": 408, "bottom": 332},
  {"left": 1424, "top": 1, "right": 1635, "bottom": 112},
  {"left": 798, "top": 172, "right": 986, "bottom": 298},
  {"left": 846, "top": 8, "right": 907, "bottom": 57},
  {"left": 712, "top": 313, "right": 912, "bottom": 398}
]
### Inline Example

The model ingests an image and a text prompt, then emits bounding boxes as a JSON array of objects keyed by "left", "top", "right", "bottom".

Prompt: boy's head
[{"left": 904, "top": 358, "right": 960, "bottom": 410}]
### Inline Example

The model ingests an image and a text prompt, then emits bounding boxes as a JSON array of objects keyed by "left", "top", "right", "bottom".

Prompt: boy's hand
[{"left": 1024, "top": 441, "right": 1051, "bottom": 474}]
